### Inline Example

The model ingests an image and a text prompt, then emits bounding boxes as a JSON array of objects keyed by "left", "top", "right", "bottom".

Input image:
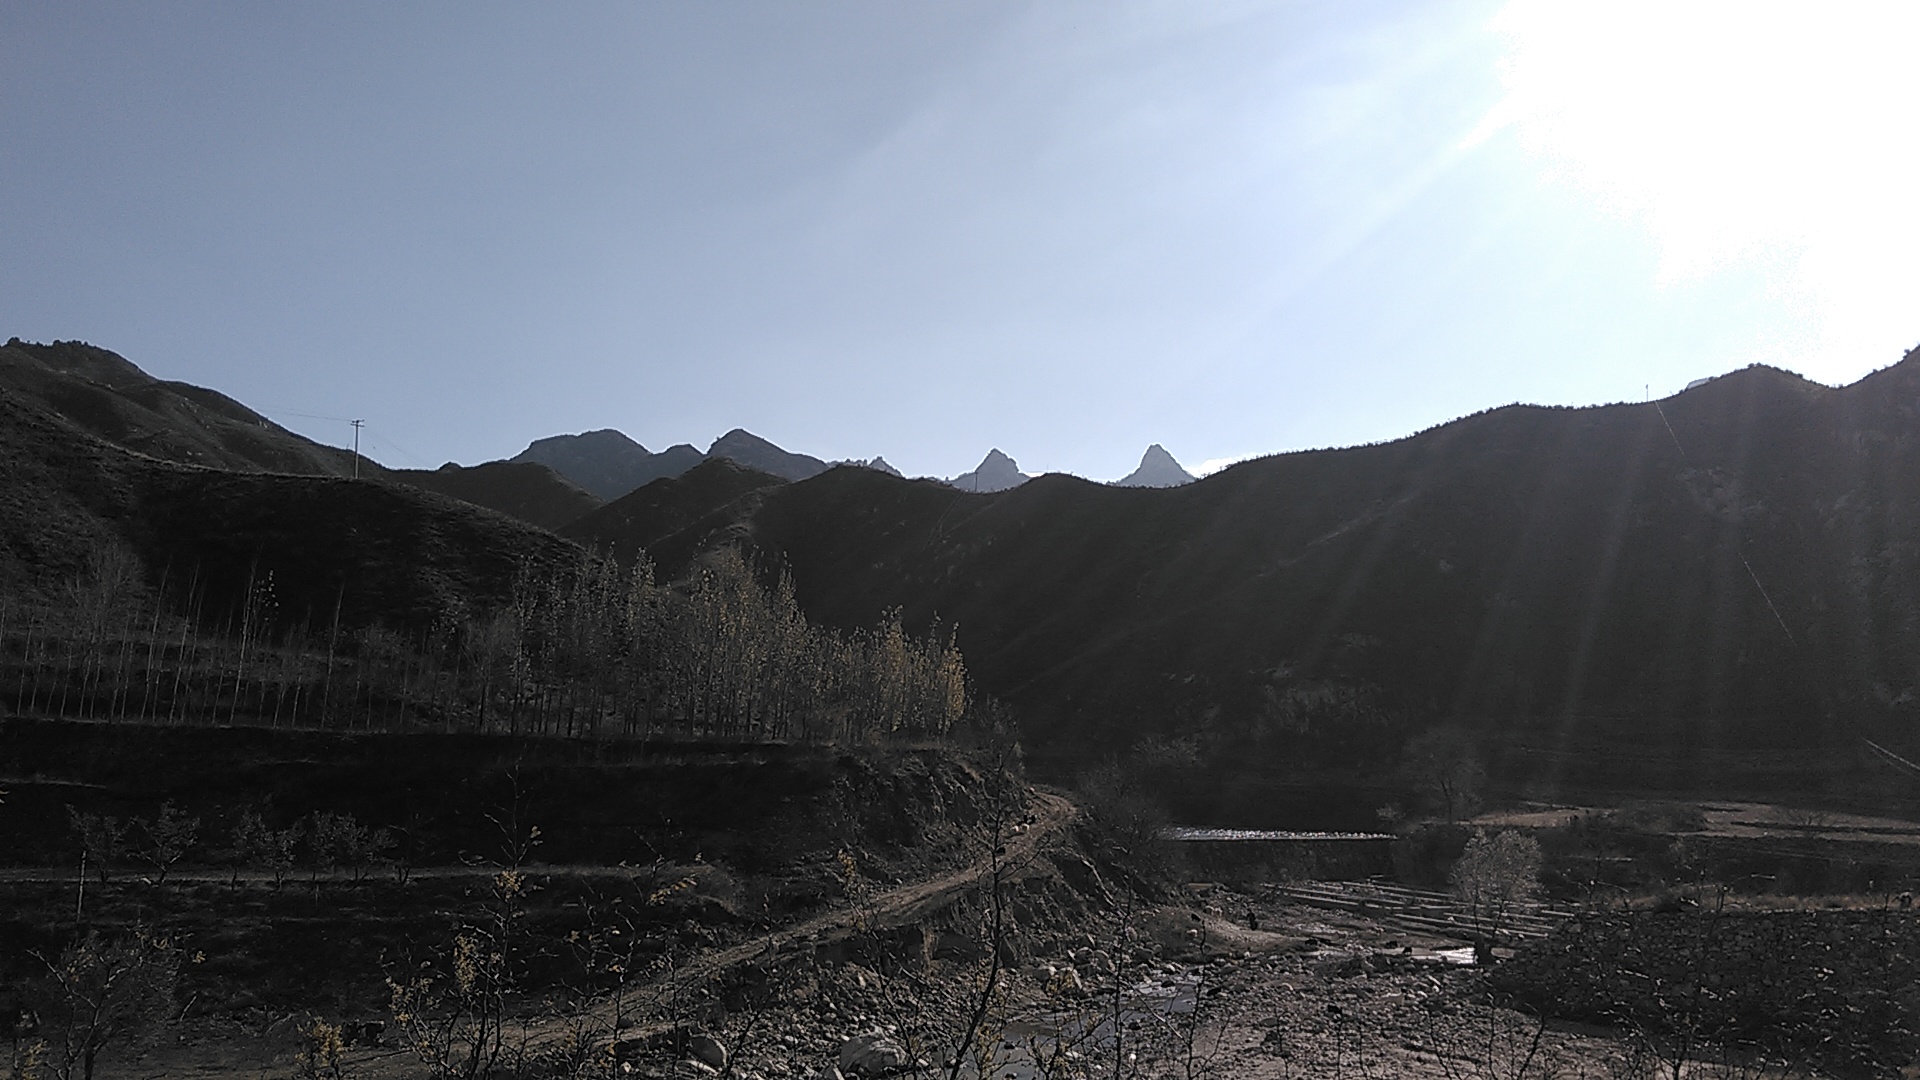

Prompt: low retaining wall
[{"left": 1167, "top": 829, "right": 1397, "bottom": 882}]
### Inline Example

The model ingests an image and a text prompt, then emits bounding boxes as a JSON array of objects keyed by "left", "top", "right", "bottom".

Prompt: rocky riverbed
[{"left": 594, "top": 885, "right": 1648, "bottom": 1080}]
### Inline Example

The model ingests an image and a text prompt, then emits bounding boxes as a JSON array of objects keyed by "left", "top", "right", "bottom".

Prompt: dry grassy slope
[
  {"left": 578, "top": 355, "right": 1920, "bottom": 766},
  {"left": 0, "top": 383, "right": 578, "bottom": 629},
  {"left": 0, "top": 338, "right": 600, "bottom": 530}
]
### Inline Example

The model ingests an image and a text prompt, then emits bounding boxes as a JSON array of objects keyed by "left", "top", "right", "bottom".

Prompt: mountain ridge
[
  {"left": 510, "top": 425, "right": 829, "bottom": 500},
  {"left": 567, "top": 351, "right": 1920, "bottom": 783},
  {"left": 17, "top": 334, "right": 1920, "bottom": 806}
]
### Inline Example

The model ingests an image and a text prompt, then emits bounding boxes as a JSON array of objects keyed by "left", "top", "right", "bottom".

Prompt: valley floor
[{"left": 89, "top": 877, "right": 1683, "bottom": 1080}]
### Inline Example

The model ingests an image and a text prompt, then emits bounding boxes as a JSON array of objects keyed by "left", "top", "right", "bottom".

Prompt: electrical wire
[{"left": 1653, "top": 397, "right": 1795, "bottom": 645}]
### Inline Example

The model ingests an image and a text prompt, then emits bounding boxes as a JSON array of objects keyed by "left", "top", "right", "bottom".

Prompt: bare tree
[
  {"left": 1450, "top": 830, "right": 1542, "bottom": 962},
  {"left": 1404, "top": 726, "right": 1488, "bottom": 822},
  {"left": 135, "top": 801, "right": 199, "bottom": 886},
  {"left": 231, "top": 810, "right": 302, "bottom": 890},
  {"left": 34, "top": 930, "right": 180, "bottom": 1080},
  {"left": 64, "top": 809, "right": 126, "bottom": 887}
]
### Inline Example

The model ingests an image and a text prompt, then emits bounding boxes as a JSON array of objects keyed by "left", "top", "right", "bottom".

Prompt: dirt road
[{"left": 615, "top": 789, "right": 1078, "bottom": 1014}]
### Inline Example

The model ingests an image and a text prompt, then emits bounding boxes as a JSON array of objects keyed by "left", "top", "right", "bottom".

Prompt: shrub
[{"left": 1076, "top": 763, "right": 1185, "bottom": 891}]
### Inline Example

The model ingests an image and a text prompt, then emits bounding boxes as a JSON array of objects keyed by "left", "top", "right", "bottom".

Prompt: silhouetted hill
[
  {"left": 708, "top": 428, "right": 830, "bottom": 481},
  {"left": 511, "top": 426, "right": 825, "bottom": 497},
  {"left": 1115, "top": 444, "right": 1196, "bottom": 487},
  {"left": 398, "top": 460, "right": 602, "bottom": 531},
  {"left": 561, "top": 457, "right": 789, "bottom": 571},
  {"left": 572, "top": 356, "right": 1920, "bottom": 796},
  {"left": 512, "top": 429, "right": 703, "bottom": 498},
  {"left": 0, "top": 377, "right": 577, "bottom": 630}
]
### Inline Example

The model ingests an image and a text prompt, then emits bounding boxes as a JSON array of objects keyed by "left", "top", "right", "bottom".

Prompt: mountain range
[
  {"left": 562, "top": 352, "right": 1920, "bottom": 810},
  {"left": 513, "top": 427, "right": 835, "bottom": 498},
  {"left": 511, "top": 431, "right": 1189, "bottom": 502},
  {"left": 11, "top": 334, "right": 1920, "bottom": 811}
]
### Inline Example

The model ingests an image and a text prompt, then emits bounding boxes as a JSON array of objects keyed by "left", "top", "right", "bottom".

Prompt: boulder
[
  {"left": 838, "top": 1031, "right": 907, "bottom": 1076},
  {"left": 690, "top": 1032, "right": 729, "bottom": 1071},
  {"left": 605, "top": 1022, "right": 690, "bottom": 1061}
]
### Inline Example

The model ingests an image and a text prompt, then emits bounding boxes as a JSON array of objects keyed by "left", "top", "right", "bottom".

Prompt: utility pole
[{"left": 351, "top": 419, "right": 364, "bottom": 478}]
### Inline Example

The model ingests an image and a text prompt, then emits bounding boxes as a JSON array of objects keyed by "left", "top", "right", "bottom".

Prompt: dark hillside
[
  {"left": 127, "top": 469, "right": 579, "bottom": 630},
  {"left": 2, "top": 338, "right": 602, "bottom": 530},
  {"left": 395, "top": 459, "right": 602, "bottom": 531},
  {"left": 0, "top": 384, "right": 576, "bottom": 630},
  {"left": 1, "top": 337, "right": 361, "bottom": 476},
  {"left": 562, "top": 457, "right": 790, "bottom": 571},
  {"left": 574, "top": 355, "right": 1920, "bottom": 798}
]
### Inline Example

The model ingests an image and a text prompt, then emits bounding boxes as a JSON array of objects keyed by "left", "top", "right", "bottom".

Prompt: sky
[{"left": 4, "top": 1, "right": 1918, "bottom": 482}]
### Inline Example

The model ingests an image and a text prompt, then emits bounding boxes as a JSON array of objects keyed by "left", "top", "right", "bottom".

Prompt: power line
[
  {"left": 1739, "top": 554, "right": 1797, "bottom": 646},
  {"left": 1653, "top": 397, "right": 1795, "bottom": 646},
  {"left": 1652, "top": 399, "right": 1688, "bottom": 459},
  {"left": 358, "top": 425, "right": 434, "bottom": 469},
  {"left": 256, "top": 405, "right": 358, "bottom": 425},
  {"left": 255, "top": 406, "right": 436, "bottom": 471}
]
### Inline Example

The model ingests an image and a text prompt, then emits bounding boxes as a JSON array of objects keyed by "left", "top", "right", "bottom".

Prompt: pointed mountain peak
[
  {"left": 1114, "top": 443, "right": 1196, "bottom": 488},
  {"left": 950, "top": 448, "right": 1029, "bottom": 492}
]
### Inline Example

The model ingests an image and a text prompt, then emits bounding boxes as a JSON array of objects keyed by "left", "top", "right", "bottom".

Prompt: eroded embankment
[{"left": 0, "top": 717, "right": 999, "bottom": 873}]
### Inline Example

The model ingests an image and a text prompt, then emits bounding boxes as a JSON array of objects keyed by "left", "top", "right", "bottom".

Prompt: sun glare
[{"left": 1476, "top": 0, "right": 1920, "bottom": 380}]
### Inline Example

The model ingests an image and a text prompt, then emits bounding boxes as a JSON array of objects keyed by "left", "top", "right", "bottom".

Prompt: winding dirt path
[
  {"left": 36, "top": 790, "right": 1081, "bottom": 1076},
  {"left": 627, "top": 789, "right": 1077, "bottom": 1011}
]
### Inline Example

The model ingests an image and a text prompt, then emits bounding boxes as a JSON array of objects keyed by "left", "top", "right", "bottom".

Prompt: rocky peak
[
  {"left": 950, "top": 449, "right": 1028, "bottom": 492},
  {"left": 1114, "top": 444, "right": 1195, "bottom": 488}
]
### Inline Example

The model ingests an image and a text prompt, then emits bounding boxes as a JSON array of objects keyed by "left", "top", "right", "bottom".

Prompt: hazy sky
[{"left": 5, "top": 2, "right": 1917, "bottom": 480}]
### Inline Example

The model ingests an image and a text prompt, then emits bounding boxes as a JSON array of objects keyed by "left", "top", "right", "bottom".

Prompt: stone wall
[{"left": 1178, "top": 838, "right": 1394, "bottom": 883}]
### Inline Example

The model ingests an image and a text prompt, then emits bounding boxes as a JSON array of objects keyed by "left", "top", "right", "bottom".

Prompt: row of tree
[
  {"left": 1, "top": 543, "right": 975, "bottom": 744},
  {"left": 66, "top": 805, "right": 400, "bottom": 889}
]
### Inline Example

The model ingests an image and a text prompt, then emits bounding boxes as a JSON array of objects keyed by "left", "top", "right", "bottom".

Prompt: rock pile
[{"left": 1493, "top": 909, "right": 1920, "bottom": 1077}]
